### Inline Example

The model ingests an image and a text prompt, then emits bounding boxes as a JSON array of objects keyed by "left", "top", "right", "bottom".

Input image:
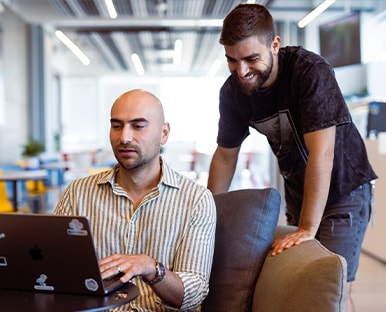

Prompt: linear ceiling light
[
  {"left": 105, "top": 0, "right": 117, "bottom": 19},
  {"left": 207, "top": 59, "right": 222, "bottom": 77},
  {"left": 298, "top": 0, "right": 336, "bottom": 28},
  {"left": 173, "top": 39, "right": 182, "bottom": 65},
  {"left": 55, "top": 30, "right": 90, "bottom": 65},
  {"left": 131, "top": 53, "right": 145, "bottom": 76}
]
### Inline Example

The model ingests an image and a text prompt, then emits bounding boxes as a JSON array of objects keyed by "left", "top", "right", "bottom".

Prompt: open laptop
[{"left": 0, "top": 213, "right": 138, "bottom": 297}]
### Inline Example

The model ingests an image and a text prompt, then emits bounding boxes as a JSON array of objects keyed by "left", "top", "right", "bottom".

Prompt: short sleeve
[{"left": 297, "top": 62, "right": 351, "bottom": 133}]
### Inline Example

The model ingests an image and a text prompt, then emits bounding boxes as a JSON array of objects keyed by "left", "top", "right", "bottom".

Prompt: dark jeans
[{"left": 286, "top": 182, "right": 373, "bottom": 282}]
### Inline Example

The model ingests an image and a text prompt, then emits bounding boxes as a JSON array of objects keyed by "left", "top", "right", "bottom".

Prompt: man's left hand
[{"left": 270, "top": 229, "right": 315, "bottom": 256}]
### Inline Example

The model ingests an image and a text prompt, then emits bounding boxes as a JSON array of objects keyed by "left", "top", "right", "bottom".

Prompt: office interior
[{"left": 0, "top": 0, "right": 386, "bottom": 310}]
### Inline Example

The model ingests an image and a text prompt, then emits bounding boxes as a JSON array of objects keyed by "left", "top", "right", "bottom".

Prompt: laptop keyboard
[{"left": 103, "top": 273, "right": 124, "bottom": 288}]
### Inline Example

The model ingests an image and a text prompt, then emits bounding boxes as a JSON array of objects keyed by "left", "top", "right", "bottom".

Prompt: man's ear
[
  {"left": 271, "top": 35, "right": 281, "bottom": 54},
  {"left": 160, "top": 122, "right": 170, "bottom": 145}
]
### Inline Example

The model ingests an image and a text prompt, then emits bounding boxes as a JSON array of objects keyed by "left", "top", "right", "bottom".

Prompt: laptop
[{"left": 0, "top": 213, "right": 137, "bottom": 296}]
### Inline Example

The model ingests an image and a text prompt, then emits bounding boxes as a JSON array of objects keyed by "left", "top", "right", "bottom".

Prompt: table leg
[{"left": 11, "top": 181, "right": 18, "bottom": 212}]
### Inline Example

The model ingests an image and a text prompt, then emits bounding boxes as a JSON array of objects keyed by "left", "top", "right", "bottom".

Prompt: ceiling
[{"left": 2, "top": 0, "right": 382, "bottom": 77}]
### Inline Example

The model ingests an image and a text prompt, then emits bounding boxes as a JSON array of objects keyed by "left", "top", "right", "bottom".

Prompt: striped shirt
[{"left": 54, "top": 158, "right": 216, "bottom": 311}]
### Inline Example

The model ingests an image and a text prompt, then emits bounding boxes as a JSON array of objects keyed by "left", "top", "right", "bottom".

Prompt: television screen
[{"left": 319, "top": 12, "right": 361, "bottom": 68}]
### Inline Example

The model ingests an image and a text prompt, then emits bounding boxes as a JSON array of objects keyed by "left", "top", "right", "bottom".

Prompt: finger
[
  {"left": 271, "top": 237, "right": 299, "bottom": 256},
  {"left": 100, "top": 259, "right": 122, "bottom": 276},
  {"left": 101, "top": 264, "right": 121, "bottom": 279},
  {"left": 99, "top": 256, "right": 115, "bottom": 267}
]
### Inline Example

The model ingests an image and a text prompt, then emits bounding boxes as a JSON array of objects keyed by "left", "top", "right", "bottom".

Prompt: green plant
[{"left": 22, "top": 140, "right": 45, "bottom": 157}]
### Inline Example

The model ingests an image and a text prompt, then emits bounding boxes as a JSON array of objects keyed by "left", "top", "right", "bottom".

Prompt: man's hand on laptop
[
  {"left": 99, "top": 254, "right": 158, "bottom": 283},
  {"left": 100, "top": 253, "right": 184, "bottom": 307}
]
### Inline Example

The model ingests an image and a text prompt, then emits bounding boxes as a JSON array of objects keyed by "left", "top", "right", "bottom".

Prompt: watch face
[{"left": 143, "top": 261, "right": 165, "bottom": 285}]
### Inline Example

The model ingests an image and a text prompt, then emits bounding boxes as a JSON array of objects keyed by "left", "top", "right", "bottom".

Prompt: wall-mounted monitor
[
  {"left": 367, "top": 101, "right": 386, "bottom": 138},
  {"left": 319, "top": 11, "right": 361, "bottom": 68}
]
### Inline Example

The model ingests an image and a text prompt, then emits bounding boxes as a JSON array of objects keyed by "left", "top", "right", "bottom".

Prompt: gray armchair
[{"left": 202, "top": 188, "right": 347, "bottom": 312}]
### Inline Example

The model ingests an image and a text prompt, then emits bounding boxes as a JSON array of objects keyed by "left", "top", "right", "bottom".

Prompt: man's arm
[
  {"left": 207, "top": 145, "right": 241, "bottom": 194},
  {"left": 99, "top": 254, "right": 184, "bottom": 308},
  {"left": 271, "top": 126, "right": 336, "bottom": 255}
]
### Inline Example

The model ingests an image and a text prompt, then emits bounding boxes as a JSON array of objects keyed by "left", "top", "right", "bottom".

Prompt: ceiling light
[
  {"left": 298, "top": 0, "right": 336, "bottom": 28},
  {"left": 105, "top": 0, "right": 117, "bottom": 19},
  {"left": 131, "top": 53, "right": 145, "bottom": 76},
  {"left": 55, "top": 30, "right": 90, "bottom": 66},
  {"left": 173, "top": 39, "right": 182, "bottom": 65},
  {"left": 207, "top": 59, "right": 222, "bottom": 77}
]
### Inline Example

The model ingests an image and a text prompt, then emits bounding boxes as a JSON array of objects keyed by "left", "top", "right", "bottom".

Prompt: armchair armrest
[{"left": 253, "top": 225, "right": 347, "bottom": 312}]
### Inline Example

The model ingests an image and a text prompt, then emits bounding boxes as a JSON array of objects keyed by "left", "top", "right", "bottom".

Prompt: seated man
[{"left": 54, "top": 89, "right": 216, "bottom": 311}]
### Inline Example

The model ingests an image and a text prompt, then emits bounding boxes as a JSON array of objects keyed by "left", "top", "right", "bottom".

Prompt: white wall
[
  {"left": 60, "top": 76, "right": 160, "bottom": 152},
  {"left": 0, "top": 7, "right": 29, "bottom": 163},
  {"left": 59, "top": 75, "right": 224, "bottom": 154}
]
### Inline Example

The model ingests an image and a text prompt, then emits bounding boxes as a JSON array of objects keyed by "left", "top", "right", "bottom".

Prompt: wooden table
[{"left": 0, "top": 169, "right": 47, "bottom": 212}]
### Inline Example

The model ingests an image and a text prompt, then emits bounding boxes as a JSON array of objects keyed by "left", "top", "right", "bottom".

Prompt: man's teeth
[{"left": 244, "top": 74, "right": 255, "bottom": 80}]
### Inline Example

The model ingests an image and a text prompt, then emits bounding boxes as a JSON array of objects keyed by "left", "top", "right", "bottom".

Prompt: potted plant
[{"left": 22, "top": 140, "right": 45, "bottom": 169}]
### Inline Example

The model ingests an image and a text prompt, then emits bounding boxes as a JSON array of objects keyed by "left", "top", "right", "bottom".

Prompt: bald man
[{"left": 55, "top": 89, "right": 216, "bottom": 311}]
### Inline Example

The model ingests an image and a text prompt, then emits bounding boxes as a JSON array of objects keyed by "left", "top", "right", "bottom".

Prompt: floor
[
  {"left": 36, "top": 184, "right": 386, "bottom": 311},
  {"left": 352, "top": 252, "right": 386, "bottom": 311}
]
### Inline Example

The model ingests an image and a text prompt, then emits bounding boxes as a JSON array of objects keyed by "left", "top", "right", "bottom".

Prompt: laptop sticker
[
  {"left": 85, "top": 278, "right": 99, "bottom": 291},
  {"left": 67, "top": 219, "right": 88, "bottom": 236},
  {"left": 34, "top": 274, "right": 54, "bottom": 291},
  {"left": 0, "top": 256, "right": 7, "bottom": 267}
]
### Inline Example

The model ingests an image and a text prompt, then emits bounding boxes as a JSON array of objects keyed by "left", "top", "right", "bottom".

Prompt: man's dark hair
[{"left": 219, "top": 4, "right": 276, "bottom": 47}]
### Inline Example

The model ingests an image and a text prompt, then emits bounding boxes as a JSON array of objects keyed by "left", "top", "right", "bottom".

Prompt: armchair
[{"left": 202, "top": 188, "right": 347, "bottom": 312}]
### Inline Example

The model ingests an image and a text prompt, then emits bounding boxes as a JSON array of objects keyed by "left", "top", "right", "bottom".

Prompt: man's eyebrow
[
  {"left": 110, "top": 117, "right": 148, "bottom": 123},
  {"left": 225, "top": 53, "right": 235, "bottom": 61},
  {"left": 244, "top": 53, "right": 261, "bottom": 59},
  {"left": 225, "top": 53, "right": 261, "bottom": 61}
]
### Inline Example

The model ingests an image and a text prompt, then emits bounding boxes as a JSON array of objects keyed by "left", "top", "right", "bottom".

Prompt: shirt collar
[{"left": 96, "top": 156, "right": 180, "bottom": 190}]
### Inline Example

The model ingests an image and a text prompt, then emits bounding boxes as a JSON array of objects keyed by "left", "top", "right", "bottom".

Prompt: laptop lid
[{"left": 0, "top": 213, "right": 128, "bottom": 295}]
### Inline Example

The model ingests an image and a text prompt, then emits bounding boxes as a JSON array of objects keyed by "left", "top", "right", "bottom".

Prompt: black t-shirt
[{"left": 217, "top": 46, "right": 377, "bottom": 210}]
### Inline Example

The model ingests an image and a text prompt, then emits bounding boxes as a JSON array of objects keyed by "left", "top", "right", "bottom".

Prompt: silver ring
[{"left": 117, "top": 265, "right": 121, "bottom": 273}]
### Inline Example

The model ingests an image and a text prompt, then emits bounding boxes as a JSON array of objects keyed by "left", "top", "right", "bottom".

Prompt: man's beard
[
  {"left": 114, "top": 145, "right": 159, "bottom": 171},
  {"left": 235, "top": 52, "right": 273, "bottom": 95}
]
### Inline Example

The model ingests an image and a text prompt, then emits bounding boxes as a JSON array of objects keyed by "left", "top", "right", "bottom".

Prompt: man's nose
[
  {"left": 120, "top": 125, "right": 133, "bottom": 144},
  {"left": 236, "top": 61, "right": 249, "bottom": 78}
]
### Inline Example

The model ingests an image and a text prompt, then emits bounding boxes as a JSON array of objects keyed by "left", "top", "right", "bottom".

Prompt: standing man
[
  {"left": 55, "top": 89, "right": 216, "bottom": 311},
  {"left": 207, "top": 4, "right": 376, "bottom": 311}
]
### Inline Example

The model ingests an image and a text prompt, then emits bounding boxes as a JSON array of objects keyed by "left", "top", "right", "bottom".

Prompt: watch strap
[{"left": 142, "top": 260, "right": 165, "bottom": 285}]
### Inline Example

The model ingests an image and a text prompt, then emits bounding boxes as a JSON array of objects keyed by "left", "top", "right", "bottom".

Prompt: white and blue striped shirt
[{"left": 54, "top": 158, "right": 216, "bottom": 311}]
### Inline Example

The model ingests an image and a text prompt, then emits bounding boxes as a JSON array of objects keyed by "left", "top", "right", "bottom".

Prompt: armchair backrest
[
  {"left": 253, "top": 225, "right": 347, "bottom": 312},
  {"left": 202, "top": 188, "right": 281, "bottom": 312}
]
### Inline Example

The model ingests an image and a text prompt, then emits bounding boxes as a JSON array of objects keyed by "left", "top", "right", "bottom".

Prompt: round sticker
[{"left": 85, "top": 278, "right": 99, "bottom": 291}]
